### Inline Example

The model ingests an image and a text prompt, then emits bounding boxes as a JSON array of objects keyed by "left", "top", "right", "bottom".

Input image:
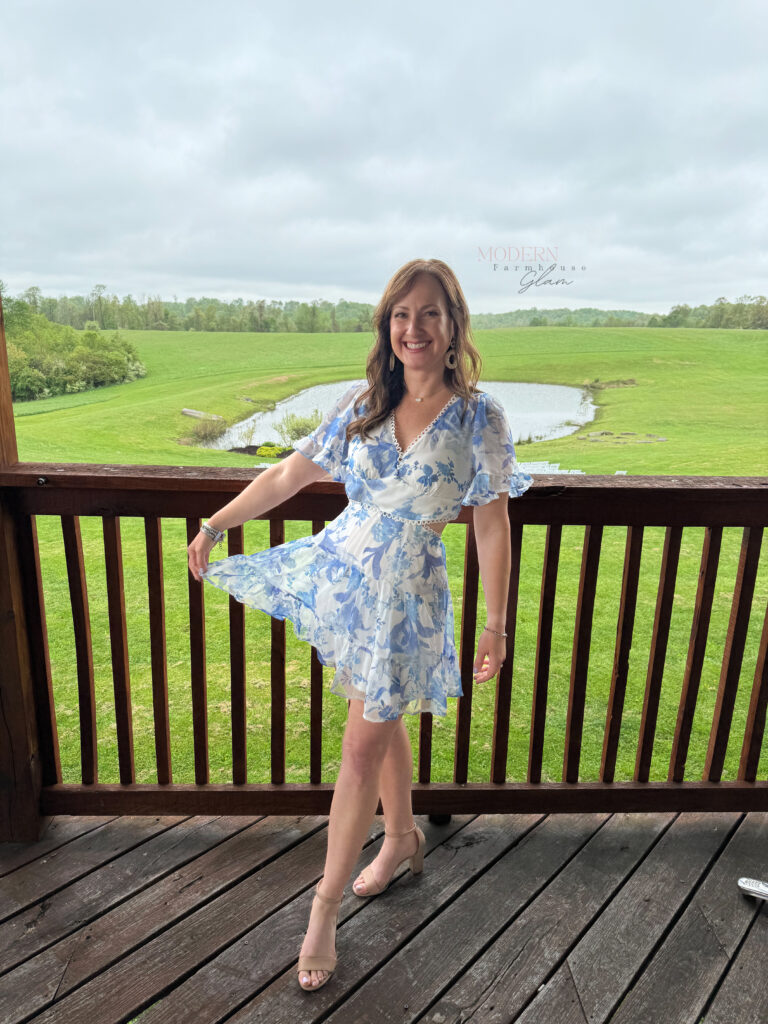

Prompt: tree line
[
  {"left": 11, "top": 286, "right": 375, "bottom": 334},
  {"left": 5, "top": 285, "right": 768, "bottom": 332}
]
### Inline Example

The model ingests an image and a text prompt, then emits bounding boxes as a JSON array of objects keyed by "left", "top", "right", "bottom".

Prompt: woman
[{"left": 187, "top": 258, "right": 533, "bottom": 991}]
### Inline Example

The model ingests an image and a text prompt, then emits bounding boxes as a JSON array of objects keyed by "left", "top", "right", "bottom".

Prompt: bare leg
[
  {"left": 298, "top": 698, "right": 401, "bottom": 988},
  {"left": 353, "top": 716, "right": 419, "bottom": 895}
]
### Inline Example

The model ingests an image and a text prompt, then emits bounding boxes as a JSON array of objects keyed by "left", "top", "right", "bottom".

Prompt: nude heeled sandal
[
  {"left": 297, "top": 880, "right": 343, "bottom": 991},
  {"left": 353, "top": 822, "right": 426, "bottom": 897}
]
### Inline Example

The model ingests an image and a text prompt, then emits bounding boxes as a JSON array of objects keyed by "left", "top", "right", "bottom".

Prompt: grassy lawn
[{"left": 12, "top": 326, "right": 768, "bottom": 786}]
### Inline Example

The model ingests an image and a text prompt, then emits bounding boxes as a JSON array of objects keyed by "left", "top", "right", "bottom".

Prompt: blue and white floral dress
[{"left": 201, "top": 382, "right": 533, "bottom": 722}]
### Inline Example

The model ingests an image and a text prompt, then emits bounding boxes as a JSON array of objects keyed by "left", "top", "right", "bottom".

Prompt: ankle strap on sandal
[
  {"left": 315, "top": 880, "right": 343, "bottom": 905},
  {"left": 384, "top": 823, "right": 417, "bottom": 838}
]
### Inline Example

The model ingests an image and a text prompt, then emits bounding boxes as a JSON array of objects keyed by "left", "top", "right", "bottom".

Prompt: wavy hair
[{"left": 345, "top": 258, "right": 483, "bottom": 441}]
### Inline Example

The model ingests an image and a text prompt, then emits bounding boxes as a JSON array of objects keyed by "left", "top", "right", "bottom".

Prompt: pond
[{"left": 202, "top": 380, "right": 596, "bottom": 451}]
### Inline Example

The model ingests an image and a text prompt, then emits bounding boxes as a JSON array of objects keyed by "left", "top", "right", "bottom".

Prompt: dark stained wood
[
  {"left": 529, "top": 523, "right": 562, "bottom": 783},
  {"left": 0, "top": 497, "right": 45, "bottom": 841},
  {"left": 0, "top": 815, "right": 184, "bottom": 926},
  {"left": 491, "top": 522, "right": 523, "bottom": 783},
  {"left": 563, "top": 524, "right": 603, "bottom": 783},
  {"left": 417, "top": 705, "right": 433, "bottom": 784},
  {"left": 61, "top": 515, "right": 98, "bottom": 785},
  {"left": 0, "top": 815, "right": 117, "bottom": 875},
  {"left": 310, "top": 814, "right": 601, "bottom": 1024},
  {"left": 36, "top": 780, "right": 768, "bottom": 816},
  {"left": 13, "top": 511, "right": 61, "bottom": 786},
  {"left": 555, "top": 811, "right": 740, "bottom": 1024},
  {"left": 144, "top": 515, "right": 172, "bottom": 783},
  {"left": 739, "top": 597, "right": 768, "bottom": 782},
  {"left": 226, "top": 525, "right": 247, "bottom": 784},
  {"left": 3, "top": 463, "right": 767, "bottom": 527},
  {"left": 309, "top": 519, "right": 326, "bottom": 784},
  {"left": 706, "top": 525, "right": 764, "bottom": 781},
  {"left": 608, "top": 812, "right": 768, "bottom": 1024},
  {"left": 635, "top": 525, "right": 682, "bottom": 782},
  {"left": 185, "top": 517, "right": 208, "bottom": 785},
  {"left": 102, "top": 516, "right": 135, "bottom": 784},
  {"left": 601, "top": 525, "right": 643, "bottom": 782},
  {"left": 705, "top": 895, "right": 768, "bottom": 1024},
  {"left": 0, "top": 815, "right": 274, "bottom": 1022},
  {"left": 0, "top": 811, "right": 766, "bottom": 1023},
  {"left": 426, "top": 812, "right": 673, "bottom": 1024},
  {"left": 455, "top": 520, "right": 480, "bottom": 784},
  {"left": 669, "top": 525, "right": 722, "bottom": 782},
  {"left": 1, "top": 457, "right": 767, "bottom": 833},
  {"left": 0, "top": 294, "right": 46, "bottom": 839},
  {"left": 0, "top": 294, "right": 18, "bottom": 463},
  {"left": 269, "top": 517, "right": 287, "bottom": 784}
]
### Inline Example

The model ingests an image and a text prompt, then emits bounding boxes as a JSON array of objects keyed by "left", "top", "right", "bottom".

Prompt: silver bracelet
[
  {"left": 484, "top": 625, "right": 508, "bottom": 638},
  {"left": 200, "top": 521, "right": 226, "bottom": 547}
]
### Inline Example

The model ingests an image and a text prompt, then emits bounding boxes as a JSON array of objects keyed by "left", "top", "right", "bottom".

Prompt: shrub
[
  {"left": 275, "top": 407, "right": 323, "bottom": 445},
  {"left": 188, "top": 417, "right": 228, "bottom": 444},
  {"left": 11, "top": 366, "right": 49, "bottom": 401},
  {"left": 7, "top": 307, "right": 147, "bottom": 401}
]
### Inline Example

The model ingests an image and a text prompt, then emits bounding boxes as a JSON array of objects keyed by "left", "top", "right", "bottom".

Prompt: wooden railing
[{"left": 1, "top": 464, "right": 766, "bottom": 841}]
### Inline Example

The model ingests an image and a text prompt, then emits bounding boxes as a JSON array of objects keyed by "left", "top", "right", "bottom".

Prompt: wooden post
[{"left": 0, "top": 292, "right": 46, "bottom": 841}]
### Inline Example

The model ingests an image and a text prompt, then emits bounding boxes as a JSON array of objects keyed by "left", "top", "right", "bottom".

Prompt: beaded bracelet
[
  {"left": 200, "top": 521, "right": 226, "bottom": 547},
  {"left": 484, "top": 625, "right": 508, "bottom": 638}
]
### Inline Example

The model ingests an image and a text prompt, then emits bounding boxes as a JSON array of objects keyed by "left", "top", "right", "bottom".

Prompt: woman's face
[{"left": 389, "top": 273, "right": 454, "bottom": 379}]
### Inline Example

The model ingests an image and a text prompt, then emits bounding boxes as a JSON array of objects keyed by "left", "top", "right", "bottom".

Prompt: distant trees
[
  {"left": 4, "top": 288, "right": 375, "bottom": 334},
  {"left": 4, "top": 286, "right": 767, "bottom": 333}
]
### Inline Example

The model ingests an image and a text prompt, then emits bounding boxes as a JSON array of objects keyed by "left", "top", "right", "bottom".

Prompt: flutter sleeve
[
  {"left": 461, "top": 392, "right": 533, "bottom": 506},
  {"left": 293, "top": 382, "right": 365, "bottom": 483}
]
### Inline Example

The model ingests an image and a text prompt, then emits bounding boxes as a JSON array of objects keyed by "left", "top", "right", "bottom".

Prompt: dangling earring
[
  {"left": 389, "top": 350, "right": 396, "bottom": 372},
  {"left": 444, "top": 338, "right": 457, "bottom": 370}
]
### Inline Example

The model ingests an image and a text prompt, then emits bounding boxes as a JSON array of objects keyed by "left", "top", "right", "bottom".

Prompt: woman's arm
[
  {"left": 187, "top": 451, "right": 333, "bottom": 580},
  {"left": 471, "top": 494, "right": 512, "bottom": 683}
]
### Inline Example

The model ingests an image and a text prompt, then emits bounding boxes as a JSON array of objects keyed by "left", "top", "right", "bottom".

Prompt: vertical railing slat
[
  {"left": 269, "top": 518, "right": 286, "bottom": 785},
  {"left": 705, "top": 526, "right": 764, "bottom": 781},
  {"left": 102, "top": 516, "right": 135, "bottom": 785},
  {"left": 186, "top": 518, "right": 208, "bottom": 785},
  {"left": 668, "top": 526, "right": 722, "bottom": 782},
  {"left": 61, "top": 515, "right": 98, "bottom": 785},
  {"left": 226, "top": 525, "right": 247, "bottom": 786},
  {"left": 601, "top": 525, "right": 643, "bottom": 783},
  {"left": 454, "top": 521, "right": 480, "bottom": 785},
  {"left": 15, "top": 513, "right": 61, "bottom": 785},
  {"left": 528, "top": 524, "right": 561, "bottom": 784},
  {"left": 309, "top": 519, "right": 325, "bottom": 786},
  {"left": 635, "top": 525, "right": 682, "bottom": 782},
  {"left": 563, "top": 524, "right": 603, "bottom": 783},
  {"left": 491, "top": 523, "right": 523, "bottom": 784},
  {"left": 739, "top": 597, "right": 768, "bottom": 782},
  {"left": 144, "top": 516, "right": 171, "bottom": 784}
]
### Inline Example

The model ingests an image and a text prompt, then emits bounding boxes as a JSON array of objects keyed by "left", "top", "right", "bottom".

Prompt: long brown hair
[{"left": 346, "top": 258, "right": 483, "bottom": 441}]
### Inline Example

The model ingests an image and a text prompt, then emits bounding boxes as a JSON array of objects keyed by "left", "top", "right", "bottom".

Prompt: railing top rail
[
  {"left": 1, "top": 463, "right": 766, "bottom": 527},
  {"left": 1, "top": 461, "right": 766, "bottom": 492}
]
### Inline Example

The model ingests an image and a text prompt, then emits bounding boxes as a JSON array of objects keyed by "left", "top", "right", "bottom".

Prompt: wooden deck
[{"left": 1, "top": 812, "right": 766, "bottom": 1024}]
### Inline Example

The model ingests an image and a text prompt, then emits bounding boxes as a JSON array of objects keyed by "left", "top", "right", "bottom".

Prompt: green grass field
[{"left": 12, "top": 326, "right": 768, "bottom": 786}]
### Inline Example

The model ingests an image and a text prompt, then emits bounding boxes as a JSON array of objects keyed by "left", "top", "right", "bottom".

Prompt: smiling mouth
[{"left": 404, "top": 341, "right": 431, "bottom": 350}]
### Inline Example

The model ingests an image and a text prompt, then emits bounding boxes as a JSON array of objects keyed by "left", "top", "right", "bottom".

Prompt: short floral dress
[{"left": 201, "top": 382, "right": 533, "bottom": 722}]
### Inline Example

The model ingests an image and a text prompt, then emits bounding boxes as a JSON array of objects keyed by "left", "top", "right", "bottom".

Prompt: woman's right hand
[{"left": 188, "top": 530, "right": 216, "bottom": 582}]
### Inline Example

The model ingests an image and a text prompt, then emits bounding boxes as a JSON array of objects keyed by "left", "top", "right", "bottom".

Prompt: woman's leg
[
  {"left": 353, "top": 715, "right": 419, "bottom": 894},
  {"left": 299, "top": 698, "right": 401, "bottom": 987}
]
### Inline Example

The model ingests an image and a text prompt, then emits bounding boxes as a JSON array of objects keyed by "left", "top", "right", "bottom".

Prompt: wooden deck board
[{"left": 0, "top": 812, "right": 765, "bottom": 1024}]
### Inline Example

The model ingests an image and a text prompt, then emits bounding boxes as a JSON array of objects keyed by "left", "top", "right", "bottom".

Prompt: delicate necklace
[{"left": 407, "top": 386, "right": 451, "bottom": 404}]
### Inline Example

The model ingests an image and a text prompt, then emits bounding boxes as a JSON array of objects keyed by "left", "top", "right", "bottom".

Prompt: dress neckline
[{"left": 390, "top": 393, "right": 459, "bottom": 460}]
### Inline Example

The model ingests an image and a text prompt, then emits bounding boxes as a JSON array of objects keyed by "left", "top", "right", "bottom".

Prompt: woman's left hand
[{"left": 472, "top": 629, "right": 507, "bottom": 684}]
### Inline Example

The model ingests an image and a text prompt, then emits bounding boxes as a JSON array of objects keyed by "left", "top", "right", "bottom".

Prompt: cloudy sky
[{"left": 1, "top": 0, "right": 766, "bottom": 314}]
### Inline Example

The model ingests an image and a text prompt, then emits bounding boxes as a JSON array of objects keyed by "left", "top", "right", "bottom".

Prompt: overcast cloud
[{"left": 1, "top": 0, "right": 766, "bottom": 313}]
